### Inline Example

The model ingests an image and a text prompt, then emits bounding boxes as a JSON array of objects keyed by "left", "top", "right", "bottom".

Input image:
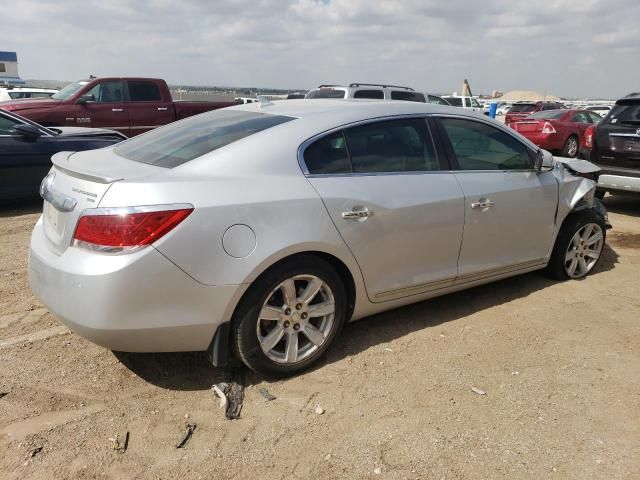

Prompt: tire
[
  {"left": 595, "top": 189, "right": 606, "bottom": 200},
  {"left": 546, "top": 209, "right": 606, "bottom": 280},
  {"left": 562, "top": 135, "right": 579, "bottom": 158},
  {"left": 232, "top": 255, "right": 347, "bottom": 378}
]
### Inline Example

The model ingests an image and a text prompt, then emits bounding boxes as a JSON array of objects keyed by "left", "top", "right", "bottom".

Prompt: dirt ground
[{"left": 1, "top": 196, "right": 639, "bottom": 480}]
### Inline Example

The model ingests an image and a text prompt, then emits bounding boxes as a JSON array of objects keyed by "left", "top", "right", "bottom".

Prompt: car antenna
[{"left": 256, "top": 95, "right": 274, "bottom": 108}]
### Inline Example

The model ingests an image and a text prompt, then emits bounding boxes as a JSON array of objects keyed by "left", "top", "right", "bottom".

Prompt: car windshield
[
  {"left": 51, "top": 81, "right": 89, "bottom": 100},
  {"left": 528, "top": 110, "right": 566, "bottom": 119},
  {"left": 607, "top": 101, "right": 640, "bottom": 125},
  {"left": 306, "top": 88, "right": 347, "bottom": 99},
  {"left": 510, "top": 104, "right": 536, "bottom": 113},
  {"left": 115, "top": 110, "right": 295, "bottom": 168}
]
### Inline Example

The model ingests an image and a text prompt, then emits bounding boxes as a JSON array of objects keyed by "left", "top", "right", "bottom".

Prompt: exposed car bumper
[
  {"left": 29, "top": 217, "right": 241, "bottom": 352},
  {"left": 598, "top": 174, "right": 640, "bottom": 194}
]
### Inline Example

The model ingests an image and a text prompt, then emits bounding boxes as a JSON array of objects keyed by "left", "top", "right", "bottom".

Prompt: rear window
[
  {"left": 306, "top": 88, "right": 346, "bottom": 99},
  {"left": 446, "top": 97, "right": 463, "bottom": 107},
  {"left": 607, "top": 101, "right": 640, "bottom": 125},
  {"left": 390, "top": 91, "right": 426, "bottom": 102},
  {"left": 510, "top": 104, "right": 536, "bottom": 113},
  {"left": 115, "top": 110, "right": 294, "bottom": 167},
  {"left": 528, "top": 110, "right": 565, "bottom": 119}
]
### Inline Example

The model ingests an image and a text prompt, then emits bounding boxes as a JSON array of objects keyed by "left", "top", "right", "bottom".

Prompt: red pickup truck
[{"left": 0, "top": 77, "right": 237, "bottom": 137}]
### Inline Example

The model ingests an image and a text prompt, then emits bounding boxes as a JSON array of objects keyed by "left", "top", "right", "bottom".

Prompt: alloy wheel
[
  {"left": 564, "top": 223, "right": 604, "bottom": 278},
  {"left": 256, "top": 275, "right": 335, "bottom": 364}
]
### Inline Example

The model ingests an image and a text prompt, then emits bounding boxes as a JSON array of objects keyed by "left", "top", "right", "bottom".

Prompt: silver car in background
[{"left": 29, "top": 100, "right": 609, "bottom": 377}]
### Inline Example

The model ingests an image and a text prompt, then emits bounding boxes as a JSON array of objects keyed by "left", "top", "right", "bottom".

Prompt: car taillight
[
  {"left": 541, "top": 122, "right": 556, "bottom": 134},
  {"left": 73, "top": 205, "right": 193, "bottom": 253},
  {"left": 583, "top": 125, "right": 595, "bottom": 149}
]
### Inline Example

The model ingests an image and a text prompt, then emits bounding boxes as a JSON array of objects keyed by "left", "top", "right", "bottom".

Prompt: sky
[{"left": 3, "top": 0, "right": 639, "bottom": 98}]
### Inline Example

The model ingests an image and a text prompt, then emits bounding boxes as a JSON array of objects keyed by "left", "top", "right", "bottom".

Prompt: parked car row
[{"left": 305, "top": 83, "right": 451, "bottom": 105}]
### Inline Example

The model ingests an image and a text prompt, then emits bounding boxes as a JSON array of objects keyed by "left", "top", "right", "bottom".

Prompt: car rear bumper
[{"left": 29, "top": 217, "right": 242, "bottom": 352}]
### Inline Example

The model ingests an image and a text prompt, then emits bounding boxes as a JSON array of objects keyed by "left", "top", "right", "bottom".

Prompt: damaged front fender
[{"left": 551, "top": 155, "right": 611, "bottom": 228}]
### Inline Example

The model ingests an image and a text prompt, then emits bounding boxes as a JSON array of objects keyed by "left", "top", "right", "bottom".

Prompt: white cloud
[{"left": 2, "top": 0, "right": 638, "bottom": 98}]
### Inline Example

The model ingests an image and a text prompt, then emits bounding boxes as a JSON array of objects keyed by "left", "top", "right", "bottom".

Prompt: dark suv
[
  {"left": 581, "top": 93, "right": 640, "bottom": 196},
  {"left": 505, "top": 101, "right": 565, "bottom": 126}
]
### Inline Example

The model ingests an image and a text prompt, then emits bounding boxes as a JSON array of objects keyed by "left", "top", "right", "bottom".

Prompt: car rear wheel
[
  {"left": 232, "top": 255, "right": 347, "bottom": 378},
  {"left": 562, "top": 135, "right": 579, "bottom": 158},
  {"left": 546, "top": 210, "right": 606, "bottom": 280}
]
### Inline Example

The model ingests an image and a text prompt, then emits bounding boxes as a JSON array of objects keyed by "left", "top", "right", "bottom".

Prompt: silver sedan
[{"left": 29, "top": 100, "right": 609, "bottom": 377}]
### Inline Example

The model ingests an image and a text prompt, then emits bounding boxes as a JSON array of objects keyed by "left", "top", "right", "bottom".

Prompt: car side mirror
[
  {"left": 534, "top": 149, "right": 554, "bottom": 171},
  {"left": 76, "top": 95, "right": 95, "bottom": 105},
  {"left": 13, "top": 124, "right": 42, "bottom": 139}
]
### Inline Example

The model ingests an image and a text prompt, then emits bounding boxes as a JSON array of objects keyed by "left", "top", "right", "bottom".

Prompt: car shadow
[
  {"left": 115, "top": 244, "right": 619, "bottom": 390},
  {"left": 0, "top": 199, "right": 43, "bottom": 218},
  {"left": 602, "top": 193, "right": 640, "bottom": 216}
]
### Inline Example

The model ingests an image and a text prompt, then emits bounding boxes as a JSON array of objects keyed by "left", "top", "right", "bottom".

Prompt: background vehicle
[
  {"left": 581, "top": 93, "right": 640, "bottom": 196},
  {"left": 505, "top": 101, "right": 565, "bottom": 126},
  {"left": 442, "top": 95, "right": 482, "bottom": 112},
  {"left": 305, "top": 83, "right": 426, "bottom": 102},
  {"left": 29, "top": 100, "right": 607, "bottom": 378},
  {"left": 0, "top": 87, "right": 58, "bottom": 101},
  {"left": 586, "top": 105, "right": 612, "bottom": 118},
  {"left": 0, "top": 77, "right": 237, "bottom": 137},
  {"left": 0, "top": 109, "right": 125, "bottom": 201},
  {"left": 426, "top": 94, "right": 451, "bottom": 106},
  {"left": 286, "top": 93, "right": 306, "bottom": 100},
  {"left": 511, "top": 109, "right": 602, "bottom": 158}
]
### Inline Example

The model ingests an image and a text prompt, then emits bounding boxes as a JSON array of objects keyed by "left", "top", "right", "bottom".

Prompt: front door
[
  {"left": 302, "top": 117, "right": 465, "bottom": 302},
  {"left": 435, "top": 116, "right": 558, "bottom": 278},
  {"left": 69, "top": 80, "right": 127, "bottom": 134}
]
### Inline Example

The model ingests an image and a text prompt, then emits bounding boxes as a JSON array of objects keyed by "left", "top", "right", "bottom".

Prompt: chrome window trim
[
  {"left": 434, "top": 113, "right": 539, "bottom": 173},
  {"left": 297, "top": 113, "right": 441, "bottom": 177}
]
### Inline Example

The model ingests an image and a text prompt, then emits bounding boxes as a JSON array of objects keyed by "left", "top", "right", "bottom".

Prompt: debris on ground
[
  {"left": 471, "top": 387, "right": 487, "bottom": 395},
  {"left": 212, "top": 383, "right": 229, "bottom": 410},
  {"left": 374, "top": 467, "right": 382, "bottom": 475},
  {"left": 212, "top": 368, "right": 245, "bottom": 420},
  {"left": 259, "top": 387, "right": 276, "bottom": 401},
  {"left": 109, "top": 432, "right": 130, "bottom": 454},
  {"left": 315, "top": 405, "right": 325, "bottom": 415},
  {"left": 0, "top": 390, "right": 9, "bottom": 399},
  {"left": 30, "top": 446, "right": 43, "bottom": 458},
  {"left": 176, "top": 423, "right": 197, "bottom": 449}
]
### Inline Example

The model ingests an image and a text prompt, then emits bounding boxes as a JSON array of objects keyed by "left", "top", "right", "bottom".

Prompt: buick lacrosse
[{"left": 29, "top": 100, "right": 609, "bottom": 377}]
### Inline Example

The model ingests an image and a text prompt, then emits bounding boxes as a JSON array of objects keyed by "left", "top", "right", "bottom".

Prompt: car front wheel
[
  {"left": 232, "top": 255, "right": 347, "bottom": 377},
  {"left": 546, "top": 210, "right": 606, "bottom": 280}
]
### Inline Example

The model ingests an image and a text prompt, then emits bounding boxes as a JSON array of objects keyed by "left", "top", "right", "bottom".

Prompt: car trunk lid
[{"left": 42, "top": 149, "right": 166, "bottom": 255}]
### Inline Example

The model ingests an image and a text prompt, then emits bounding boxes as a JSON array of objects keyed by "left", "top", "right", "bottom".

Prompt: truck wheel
[
  {"left": 232, "top": 255, "right": 347, "bottom": 378},
  {"left": 546, "top": 210, "right": 606, "bottom": 280},
  {"left": 562, "top": 135, "right": 579, "bottom": 158}
]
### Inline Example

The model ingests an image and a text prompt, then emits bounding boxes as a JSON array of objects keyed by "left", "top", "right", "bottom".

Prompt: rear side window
[
  {"left": 116, "top": 110, "right": 294, "bottom": 168},
  {"left": 306, "top": 88, "right": 346, "bottom": 99},
  {"left": 390, "top": 91, "right": 426, "bottom": 102},
  {"left": 572, "top": 112, "right": 591, "bottom": 123},
  {"left": 304, "top": 131, "right": 352, "bottom": 174},
  {"left": 353, "top": 89, "right": 384, "bottom": 99},
  {"left": 344, "top": 118, "right": 438, "bottom": 173},
  {"left": 428, "top": 95, "right": 450, "bottom": 105},
  {"left": 439, "top": 118, "right": 532, "bottom": 171},
  {"left": 510, "top": 104, "right": 536, "bottom": 113},
  {"left": 128, "top": 81, "right": 162, "bottom": 101},
  {"left": 446, "top": 97, "right": 463, "bottom": 107}
]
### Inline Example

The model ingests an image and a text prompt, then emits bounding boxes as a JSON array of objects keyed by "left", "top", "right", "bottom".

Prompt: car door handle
[
  {"left": 471, "top": 200, "right": 495, "bottom": 209},
  {"left": 342, "top": 208, "right": 370, "bottom": 220},
  {"left": 112, "top": 108, "right": 124, "bottom": 112},
  {"left": 157, "top": 107, "right": 168, "bottom": 111}
]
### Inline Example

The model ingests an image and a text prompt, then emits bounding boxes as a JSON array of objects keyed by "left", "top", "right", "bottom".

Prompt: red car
[
  {"left": 510, "top": 109, "right": 603, "bottom": 157},
  {"left": 505, "top": 101, "right": 565, "bottom": 126}
]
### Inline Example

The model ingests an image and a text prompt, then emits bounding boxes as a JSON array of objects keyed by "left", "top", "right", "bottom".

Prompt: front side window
[
  {"left": 306, "top": 88, "right": 346, "bottom": 99},
  {"left": 344, "top": 118, "right": 438, "bottom": 173},
  {"left": 390, "top": 91, "right": 426, "bottom": 102},
  {"left": 128, "top": 81, "right": 162, "bottom": 102},
  {"left": 116, "top": 110, "right": 294, "bottom": 168},
  {"left": 470, "top": 98, "right": 481, "bottom": 108},
  {"left": 587, "top": 112, "right": 603, "bottom": 123},
  {"left": 572, "top": 112, "right": 591, "bottom": 124},
  {"left": 428, "top": 95, "right": 450, "bottom": 106},
  {"left": 353, "top": 89, "right": 384, "bottom": 100},
  {"left": 0, "top": 114, "right": 19, "bottom": 134},
  {"left": 439, "top": 118, "right": 532, "bottom": 171},
  {"left": 84, "top": 81, "right": 123, "bottom": 103},
  {"left": 446, "top": 97, "right": 463, "bottom": 107}
]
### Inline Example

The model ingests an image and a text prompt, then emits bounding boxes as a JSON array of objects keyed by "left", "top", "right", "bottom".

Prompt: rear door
[
  {"left": 125, "top": 80, "right": 173, "bottom": 135},
  {"left": 434, "top": 116, "right": 558, "bottom": 278},
  {"left": 303, "top": 117, "right": 465, "bottom": 302}
]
